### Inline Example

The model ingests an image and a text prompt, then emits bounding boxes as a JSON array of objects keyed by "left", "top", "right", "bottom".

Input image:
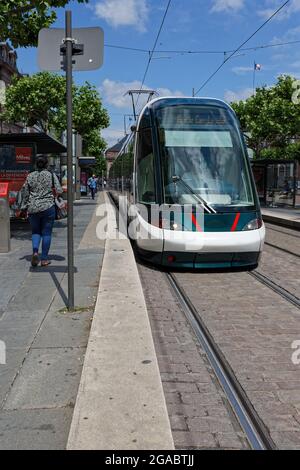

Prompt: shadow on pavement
[
  {"left": 74, "top": 202, "right": 97, "bottom": 207},
  {"left": 10, "top": 220, "right": 31, "bottom": 241},
  {"left": 29, "top": 265, "right": 78, "bottom": 307},
  {"left": 49, "top": 271, "right": 69, "bottom": 307},
  {"left": 20, "top": 254, "right": 66, "bottom": 262},
  {"left": 29, "top": 265, "right": 77, "bottom": 273}
]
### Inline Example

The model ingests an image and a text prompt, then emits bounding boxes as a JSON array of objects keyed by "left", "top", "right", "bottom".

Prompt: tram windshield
[{"left": 156, "top": 105, "right": 255, "bottom": 209}]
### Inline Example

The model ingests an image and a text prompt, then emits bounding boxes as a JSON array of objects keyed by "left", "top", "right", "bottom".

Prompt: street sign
[
  {"left": 38, "top": 27, "right": 104, "bottom": 71},
  {"left": 38, "top": 14, "right": 105, "bottom": 310}
]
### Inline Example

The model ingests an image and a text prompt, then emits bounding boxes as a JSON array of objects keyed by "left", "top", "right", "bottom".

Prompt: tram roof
[
  {"left": 137, "top": 96, "right": 234, "bottom": 124},
  {"left": 144, "top": 96, "right": 232, "bottom": 110}
]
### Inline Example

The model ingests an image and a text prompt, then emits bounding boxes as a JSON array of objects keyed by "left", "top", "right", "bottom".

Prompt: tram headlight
[
  {"left": 151, "top": 219, "right": 183, "bottom": 230},
  {"left": 163, "top": 220, "right": 184, "bottom": 231},
  {"left": 242, "top": 218, "right": 263, "bottom": 231}
]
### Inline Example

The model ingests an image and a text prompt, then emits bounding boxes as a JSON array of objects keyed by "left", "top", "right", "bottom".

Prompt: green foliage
[
  {"left": 82, "top": 128, "right": 107, "bottom": 158},
  {"left": 94, "top": 155, "right": 107, "bottom": 177},
  {"left": 231, "top": 75, "right": 300, "bottom": 160},
  {"left": 53, "top": 82, "right": 110, "bottom": 137},
  {"left": 259, "top": 142, "right": 300, "bottom": 161},
  {"left": 0, "top": 1, "right": 88, "bottom": 48},
  {"left": 2, "top": 72, "right": 110, "bottom": 142},
  {"left": 3, "top": 72, "right": 66, "bottom": 132}
]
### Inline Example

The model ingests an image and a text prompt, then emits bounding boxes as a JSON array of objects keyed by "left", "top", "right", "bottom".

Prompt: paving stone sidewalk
[{"left": 0, "top": 193, "right": 105, "bottom": 449}]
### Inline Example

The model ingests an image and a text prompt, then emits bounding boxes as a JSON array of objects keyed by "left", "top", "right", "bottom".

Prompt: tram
[{"left": 109, "top": 97, "right": 265, "bottom": 269}]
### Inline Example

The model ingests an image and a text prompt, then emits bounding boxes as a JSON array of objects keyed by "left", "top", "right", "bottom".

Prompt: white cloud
[
  {"left": 100, "top": 79, "right": 142, "bottom": 108},
  {"left": 258, "top": 0, "right": 300, "bottom": 20},
  {"left": 271, "top": 26, "right": 300, "bottom": 44},
  {"left": 100, "top": 79, "right": 184, "bottom": 109},
  {"left": 224, "top": 88, "right": 253, "bottom": 102},
  {"left": 211, "top": 0, "right": 245, "bottom": 13},
  {"left": 232, "top": 66, "right": 254, "bottom": 75},
  {"left": 94, "top": 0, "right": 149, "bottom": 32},
  {"left": 291, "top": 60, "right": 300, "bottom": 68},
  {"left": 102, "top": 128, "right": 125, "bottom": 148},
  {"left": 156, "top": 87, "right": 185, "bottom": 98}
]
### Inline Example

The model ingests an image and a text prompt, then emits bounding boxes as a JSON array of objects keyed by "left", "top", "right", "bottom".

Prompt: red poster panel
[
  {"left": 0, "top": 144, "right": 35, "bottom": 216},
  {"left": 0, "top": 182, "right": 9, "bottom": 197},
  {"left": 15, "top": 147, "right": 32, "bottom": 164}
]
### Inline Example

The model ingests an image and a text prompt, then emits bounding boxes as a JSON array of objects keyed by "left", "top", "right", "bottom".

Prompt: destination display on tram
[{"left": 157, "top": 106, "right": 228, "bottom": 128}]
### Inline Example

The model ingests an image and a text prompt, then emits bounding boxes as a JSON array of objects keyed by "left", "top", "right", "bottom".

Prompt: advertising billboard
[{"left": 0, "top": 144, "right": 35, "bottom": 216}]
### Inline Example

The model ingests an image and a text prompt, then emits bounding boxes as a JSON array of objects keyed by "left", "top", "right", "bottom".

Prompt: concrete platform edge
[
  {"left": 67, "top": 194, "right": 174, "bottom": 450},
  {"left": 262, "top": 211, "right": 300, "bottom": 230}
]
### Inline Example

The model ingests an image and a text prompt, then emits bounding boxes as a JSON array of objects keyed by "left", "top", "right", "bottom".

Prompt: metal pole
[
  {"left": 253, "top": 62, "right": 256, "bottom": 95},
  {"left": 66, "top": 10, "right": 75, "bottom": 310},
  {"left": 130, "top": 93, "right": 137, "bottom": 121},
  {"left": 293, "top": 160, "right": 297, "bottom": 208}
]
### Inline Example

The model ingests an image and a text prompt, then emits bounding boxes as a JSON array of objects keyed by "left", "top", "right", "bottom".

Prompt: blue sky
[{"left": 15, "top": 0, "right": 300, "bottom": 147}]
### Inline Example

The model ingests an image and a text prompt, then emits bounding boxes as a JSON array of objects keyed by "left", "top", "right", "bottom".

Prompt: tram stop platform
[
  {"left": 67, "top": 193, "right": 173, "bottom": 450},
  {"left": 261, "top": 207, "right": 300, "bottom": 230}
]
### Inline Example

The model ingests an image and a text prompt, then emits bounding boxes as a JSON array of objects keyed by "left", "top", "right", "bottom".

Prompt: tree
[
  {"left": 54, "top": 83, "right": 110, "bottom": 137},
  {"left": 2, "top": 72, "right": 110, "bottom": 138},
  {"left": 82, "top": 129, "right": 107, "bottom": 158},
  {"left": 231, "top": 75, "right": 300, "bottom": 159},
  {"left": 94, "top": 155, "right": 107, "bottom": 177},
  {"left": 0, "top": 1, "right": 88, "bottom": 48},
  {"left": 3, "top": 72, "right": 66, "bottom": 132}
]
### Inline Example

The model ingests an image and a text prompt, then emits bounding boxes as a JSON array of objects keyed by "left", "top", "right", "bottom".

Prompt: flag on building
[{"left": 254, "top": 63, "right": 261, "bottom": 71}]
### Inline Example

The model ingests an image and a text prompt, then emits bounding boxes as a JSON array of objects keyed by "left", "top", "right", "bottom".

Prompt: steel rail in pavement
[
  {"left": 249, "top": 271, "right": 300, "bottom": 309},
  {"left": 167, "top": 272, "right": 276, "bottom": 451}
]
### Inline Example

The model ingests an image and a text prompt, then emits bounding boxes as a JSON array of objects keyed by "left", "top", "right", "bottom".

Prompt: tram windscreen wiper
[{"left": 172, "top": 176, "right": 217, "bottom": 214}]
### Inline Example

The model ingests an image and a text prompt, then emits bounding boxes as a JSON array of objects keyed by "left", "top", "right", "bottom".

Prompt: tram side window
[{"left": 137, "top": 128, "right": 156, "bottom": 203}]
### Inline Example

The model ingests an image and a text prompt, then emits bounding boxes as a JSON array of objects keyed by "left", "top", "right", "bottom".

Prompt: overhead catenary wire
[
  {"left": 104, "top": 39, "right": 300, "bottom": 56},
  {"left": 194, "top": 0, "right": 291, "bottom": 96},
  {"left": 135, "top": 0, "right": 172, "bottom": 111}
]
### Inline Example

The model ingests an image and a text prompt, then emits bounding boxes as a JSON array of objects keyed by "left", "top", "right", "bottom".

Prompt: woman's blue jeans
[{"left": 29, "top": 205, "right": 56, "bottom": 261}]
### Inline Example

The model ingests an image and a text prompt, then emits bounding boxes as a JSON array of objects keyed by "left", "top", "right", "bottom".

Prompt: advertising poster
[
  {"left": 80, "top": 171, "right": 88, "bottom": 194},
  {"left": 0, "top": 145, "right": 34, "bottom": 216}
]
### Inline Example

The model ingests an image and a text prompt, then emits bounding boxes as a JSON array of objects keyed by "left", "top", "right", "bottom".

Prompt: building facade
[
  {"left": 0, "top": 42, "right": 23, "bottom": 133},
  {"left": 105, "top": 136, "right": 128, "bottom": 177}
]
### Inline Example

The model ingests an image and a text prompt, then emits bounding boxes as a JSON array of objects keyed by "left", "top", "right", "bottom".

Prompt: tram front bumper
[{"left": 161, "top": 226, "right": 265, "bottom": 268}]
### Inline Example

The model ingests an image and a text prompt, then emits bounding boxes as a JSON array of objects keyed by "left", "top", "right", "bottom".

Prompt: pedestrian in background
[
  {"left": 21, "top": 156, "right": 63, "bottom": 267},
  {"left": 88, "top": 174, "right": 97, "bottom": 200}
]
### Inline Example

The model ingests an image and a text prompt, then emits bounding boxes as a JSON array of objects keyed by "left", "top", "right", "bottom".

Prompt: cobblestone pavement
[
  {"left": 138, "top": 264, "right": 249, "bottom": 450},
  {"left": 257, "top": 224, "right": 300, "bottom": 298},
  {"left": 265, "top": 223, "right": 300, "bottom": 256},
  {"left": 172, "top": 268, "right": 300, "bottom": 450}
]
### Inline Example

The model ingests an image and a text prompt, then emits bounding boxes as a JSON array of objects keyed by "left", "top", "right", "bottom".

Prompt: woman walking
[{"left": 22, "top": 156, "right": 63, "bottom": 267}]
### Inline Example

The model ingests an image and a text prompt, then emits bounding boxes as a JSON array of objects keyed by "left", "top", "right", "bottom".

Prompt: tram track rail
[
  {"left": 264, "top": 241, "right": 300, "bottom": 259},
  {"left": 266, "top": 224, "right": 300, "bottom": 238},
  {"left": 166, "top": 272, "right": 276, "bottom": 451},
  {"left": 264, "top": 223, "right": 300, "bottom": 258},
  {"left": 249, "top": 270, "right": 300, "bottom": 309}
]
